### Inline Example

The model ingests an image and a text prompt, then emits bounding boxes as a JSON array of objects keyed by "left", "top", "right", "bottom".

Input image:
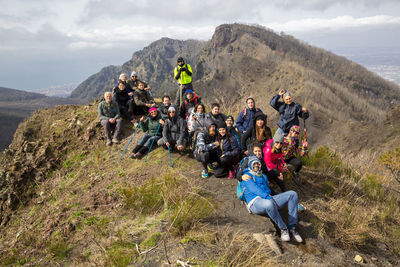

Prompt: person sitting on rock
[
  {"left": 270, "top": 89, "right": 309, "bottom": 138},
  {"left": 213, "top": 123, "right": 240, "bottom": 179},
  {"left": 235, "top": 97, "right": 262, "bottom": 135},
  {"left": 188, "top": 103, "right": 206, "bottom": 135},
  {"left": 282, "top": 125, "right": 308, "bottom": 181},
  {"left": 130, "top": 107, "right": 164, "bottom": 159},
  {"left": 225, "top": 115, "right": 241, "bottom": 149},
  {"left": 241, "top": 157, "right": 303, "bottom": 243},
  {"left": 174, "top": 57, "right": 193, "bottom": 106},
  {"left": 180, "top": 89, "right": 200, "bottom": 120},
  {"left": 241, "top": 111, "right": 272, "bottom": 156},
  {"left": 263, "top": 134, "right": 288, "bottom": 193},
  {"left": 205, "top": 103, "right": 227, "bottom": 129},
  {"left": 98, "top": 92, "right": 122, "bottom": 146},
  {"left": 133, "top": 81, "right": 155, "bottom": 116},
  {"left": 193, "top": 120, "right": 219, "bottom": 178},
  {"left": 159, "top": 95, "right": 177, "bottom": 120},
  {"left": 112, "top": 80, "right": 134, "bottom": 119},
  {"left": 157, "top": 106, "right": 187, "bottom": 152}
]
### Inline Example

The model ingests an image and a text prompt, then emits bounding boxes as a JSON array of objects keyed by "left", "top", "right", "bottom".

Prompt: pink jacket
[{"left": 263, "top": 139, "right": 285, "bottom": 172}]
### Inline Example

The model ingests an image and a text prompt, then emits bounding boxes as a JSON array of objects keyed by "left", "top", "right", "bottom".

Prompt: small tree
[{"left": 378, "top": 147, "right": 400, "bottom": 184}]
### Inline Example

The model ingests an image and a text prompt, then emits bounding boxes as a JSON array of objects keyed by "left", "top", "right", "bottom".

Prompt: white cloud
[{"left": 266, "top": 15, "right": 400, "bottom": 32}]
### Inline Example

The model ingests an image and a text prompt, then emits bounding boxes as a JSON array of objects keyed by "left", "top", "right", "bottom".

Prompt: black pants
[
  {"left": 214, "top": 154, "right": 240, "bottom": 178},
  {"left": 133, "top": 105, "right": 149, "bottom": 116},
  {"left": 195, "top": 150, "right": 219, "bottom": 171},
  {"left": 286, "top": 157, "right": 302, "bottom": 172},
  {"left": 266, "top": 168, "right": 287, "bottom": 192}
]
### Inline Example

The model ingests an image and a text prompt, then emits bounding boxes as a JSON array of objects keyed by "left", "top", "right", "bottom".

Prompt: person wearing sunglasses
[
  {"left": 263, "top": 134, "right": 288, "bottom": 192},
  {"left": 282, "top": 125, "right": 308, "bottom": 181},
  {"left": 130, "top": 108, "right": 164, "bottom": 159}
]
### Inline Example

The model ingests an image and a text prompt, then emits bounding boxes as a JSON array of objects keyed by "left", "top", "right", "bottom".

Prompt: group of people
[{"left": 98, "top": 57, "right": 310, "bottom": 243}]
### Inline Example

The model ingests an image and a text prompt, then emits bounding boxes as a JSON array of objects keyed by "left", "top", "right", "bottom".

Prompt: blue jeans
[
  {"left": 138, "top": 134, "right": 160, "bottom": 148},
  {"left": 249, "top": 190, "right": 298, "bottom": 230}
]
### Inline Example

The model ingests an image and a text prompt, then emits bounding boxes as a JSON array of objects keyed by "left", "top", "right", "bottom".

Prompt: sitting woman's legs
[{"left": 249, "top": 198, "right": 287, "bottom": 230}]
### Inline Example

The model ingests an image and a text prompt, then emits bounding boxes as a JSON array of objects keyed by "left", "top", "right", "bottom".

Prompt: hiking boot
[
  {"left": 106, "top": 139, "right": 112, "bottom": 146},
  {"left": 289, "top": 228, "right": 303, "bottom": 243},
  {"left": 112, "top": 138, "right": 119, "bottom": 144},
  {"left": 135, "top": 152, "right": 143, "bottom": 159},
  {"left": 201, "top": 170, "right": 209, "bottom": 178},
  {"left": 281, "top": 229, "right": 290, "bottom": 242},
  {"left": 207, "top": 164, "right": 215, "bottom": 172},
  {"left": 228, "top": 170, "right": 235, "bottom": 179},
  {"left": 129, "top": 153, "right": 136, "bottom": 159},
  {"left": 297, "top": 203, "right": 306, "bottom": 212}
]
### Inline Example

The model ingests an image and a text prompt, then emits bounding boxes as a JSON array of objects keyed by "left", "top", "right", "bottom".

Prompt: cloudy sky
[{"left": 1, "top": 0, "right": 399, "bottom": 91}]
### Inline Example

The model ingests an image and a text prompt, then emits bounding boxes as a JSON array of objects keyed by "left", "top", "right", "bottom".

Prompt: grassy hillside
[{"left": 0, "top": 103, "right": 399, "bottom": 266}]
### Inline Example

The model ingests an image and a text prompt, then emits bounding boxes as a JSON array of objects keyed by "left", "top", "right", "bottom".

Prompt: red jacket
[{"left": 263, "top": 139, "right": 285, "bottom": 172}]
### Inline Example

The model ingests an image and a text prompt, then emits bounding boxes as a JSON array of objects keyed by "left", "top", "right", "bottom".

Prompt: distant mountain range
[
  {"left": 0, "top": 87, "right": 78, "bottom": 151},
  {"left": 30, "top": 83, "right": 80, "bottom": 98}
]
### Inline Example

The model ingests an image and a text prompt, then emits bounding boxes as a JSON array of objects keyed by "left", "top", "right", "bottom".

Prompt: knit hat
[
  {"left": 177, "top": 57, "right": 184, "bottom": 62},
  {"left": 119, "top": 73, "right": 127, "bottom": 80},
  {"left": 168, "top": 106, "right": 176, "bottom": 112},
  {"left": 283, "top": 92, "right": 292, "bottom": 99},
  {"left": 184, "top": 89, "right": 193, "bottom": 97},
  {"left": 290, "top": 125, "right": 301, "bottom": 133},
  {"left": 131, "top": 71, "right": 137, "bottom": 77},
  {"left": 226, "top": 115, "right": 234, "bottom": 123},
  {"left": 218, "top": 122, "right": 227, "bottom": 129},
  {"left": 149, "top": 107, "right": 157, "bottom": 113},
  {"left": 273, "top": 133, "right": 284, "bottom": 144},
  {"left": 254, "top": 113, "right": 267, "bottom": 122}
]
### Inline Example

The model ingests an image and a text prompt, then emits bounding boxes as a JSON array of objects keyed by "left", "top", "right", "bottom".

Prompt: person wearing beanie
[
  {"left": 130, "top": 107, "right": 164, "bottom": 159},
  {"left": 213, "top": 122, "right": 240, "bottom": 179},
  {"left": 282, "top": 125, "right": 308, "bottom": 181},
  {"left": 174, "top": 57, "right": 194, "bottom": 106},
  {"left": 157, "top": 106, "right": 187, "bottom": 152},
  {"left": 263, "top": 134, "right": 288, "bottom": 192},
  {"left": 180, "top": 89, "right": 201, "bottom": 120},
  {"left": 270, "top": 89, "right": 309, "bottom": 138},
  {"left": 225, "top": 115, "right": 241, "bottom": 149},
  {"left": 241, "top": 111, "right": 272, "bottom": 156},
  {"left": 193, "top": 120, "right": 220, "bottom": 178},
  {"left": 113, "top": 73, "right": 133, "bottom": 94},
  {"left": 133, "top": 81, "right": 155, "bottom": 116},
  {"left": 112, "top": 80, "right": 134, "bottom": 119},
  {"left": 236, "top": 97, "right": 262, "bottom": 134},
  {"left": 241, "top": 158, "right": 303, "bottom": 243},
  {"left": 98, "top": 91, "right": 122, "bottom": 146}
]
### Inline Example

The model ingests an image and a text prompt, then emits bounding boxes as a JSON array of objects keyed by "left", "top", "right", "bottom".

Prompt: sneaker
[
  {"left": 289, "top": 228, "right": 303, "bottom": 243},
  {"left": 228, "top": 170, "right": 235, "bottom": 179},
  {"left": 281, "top": 229, "right": 290, "bottom": 242},
  {"left": 207, "top": 164, "right": 215, "bottom": 172},
  {"left": 201, "top": 170, "right": 209, "bottom": 178},
  {"left": 297, "top": 203, "right": 306, "bottom": 212},
  {"left": 106, "top": 139, "right": 112, "bottom": 146},
  {"left": 112, "top": 138, "right": 119, "bottom": 144}
]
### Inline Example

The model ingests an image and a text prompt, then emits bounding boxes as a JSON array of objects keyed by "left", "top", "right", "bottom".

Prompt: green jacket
[
  {"left": 134, "top": 89, "right": 154, "bottom": 106},
  {"left": 98, "top": 100, "right": 120, "bottom": 121},
  {"left": 141, "top": 113, "right": 163, "bottom": 137}
]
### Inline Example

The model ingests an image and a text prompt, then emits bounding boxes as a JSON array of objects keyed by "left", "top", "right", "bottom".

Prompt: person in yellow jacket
[{"left": 174, "top": 57, "right": 193, "bottom": 106}]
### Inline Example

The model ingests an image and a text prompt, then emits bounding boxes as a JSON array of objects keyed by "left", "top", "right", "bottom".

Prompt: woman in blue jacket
[
  {"left": 241, "top": 158, "right": 303, "bottom": 242},
  {"left": 270, "top": 89, "right": 309, "bottom": 138}
]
